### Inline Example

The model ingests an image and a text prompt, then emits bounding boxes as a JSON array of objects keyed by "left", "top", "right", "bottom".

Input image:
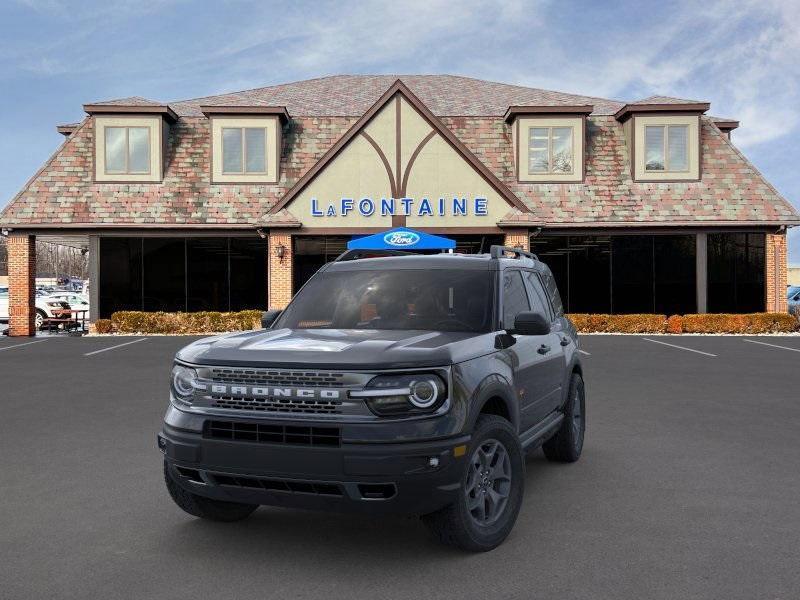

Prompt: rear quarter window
[{"left": 540, "top": 269, "right": 564, "bottom": 317}]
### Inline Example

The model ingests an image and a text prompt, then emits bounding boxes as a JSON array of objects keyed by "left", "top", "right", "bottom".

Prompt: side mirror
[
  {"left": 261, "top": 309, "right": 282, "bottom": 329},
  {"left": 512, "top": 311, "right": 551, "bottom": 336}
]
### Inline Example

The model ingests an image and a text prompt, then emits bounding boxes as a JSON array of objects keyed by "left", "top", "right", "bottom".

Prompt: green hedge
[{"left": 110, "top": 310, "right": 262, "bottom": 334}]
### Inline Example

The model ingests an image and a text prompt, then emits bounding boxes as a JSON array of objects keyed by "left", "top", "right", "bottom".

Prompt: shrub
[
  {"left": 665, "top": 314, "right": 683, "bottom": 334},
  {"left": 568, "top": 312, "right": 798, "bottom": 334},
  {"left": 111, "top": 310, "right": 263, "bottom": 334},
  {"left": 94, "top": 319, "right": 113, "bottom": 334},
  {"left": 680, "top": 313, "right": 797, "bottom": 334},
  {"left": 567, "top": 314, "right": 667, "bottom": 333}
]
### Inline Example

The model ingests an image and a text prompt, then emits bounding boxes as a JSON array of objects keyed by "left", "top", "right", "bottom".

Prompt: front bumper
[{"left": 159, "top": 413, "right": 470, "bottom": 516}]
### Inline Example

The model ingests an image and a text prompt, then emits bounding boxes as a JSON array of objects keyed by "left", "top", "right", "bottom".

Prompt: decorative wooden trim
[
  {"left": 268, "top": 79, "right": 529, "bottom": 215},
  {"left": 614, "top": 102, "right": 710, "bottom": 122},
  {"left": 399, "top": 130, "right": 436, "bottom": 197},
  {"left": 200, "top": 105, "right": 290, "bottom": 122},
  {"left": 504, "top": 104, "right": 593, "bottom": 122},
  {"left": 360, "top": 131, "right": 397, "bottom": 199},
  {"left": 83, "top": 103, "right": 178, "bottom": 122}
]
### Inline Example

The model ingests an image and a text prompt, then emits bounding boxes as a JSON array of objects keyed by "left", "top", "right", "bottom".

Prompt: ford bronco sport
[{"left": 159, "top": 246, "right": 585, "bottom": 551}]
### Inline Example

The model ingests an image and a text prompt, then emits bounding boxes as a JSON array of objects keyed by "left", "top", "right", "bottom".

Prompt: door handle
[{"left": 537, "top": 344, "right": 551, "bottom": 355}]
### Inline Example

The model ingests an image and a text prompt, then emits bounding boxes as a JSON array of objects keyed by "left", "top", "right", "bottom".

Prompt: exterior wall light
[{"left": 275, "top": 243, "right": 286, "bottom": 263}]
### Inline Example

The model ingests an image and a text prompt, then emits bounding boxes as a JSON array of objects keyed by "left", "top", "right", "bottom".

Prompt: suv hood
[{"left": 176, "top": 328, "right": 496, "bottom": 370}]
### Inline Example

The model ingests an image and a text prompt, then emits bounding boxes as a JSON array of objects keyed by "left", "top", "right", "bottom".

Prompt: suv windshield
[{"left": 276, "top": 269, "right": 494, "bottom": 333}]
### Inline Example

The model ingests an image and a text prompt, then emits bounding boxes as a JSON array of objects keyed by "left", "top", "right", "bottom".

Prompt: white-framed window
[
  {"left": 221, "top": 127, "right": 268, "bottom": 174},
  {"left": 528, "top": 126, "right": 574, "bottom": 175},
  {"left": 644, "top": 124, "right": 689, "bottom": 172},
  {"left": 104, "top": 126, "right": 151, "bottom": 175}
]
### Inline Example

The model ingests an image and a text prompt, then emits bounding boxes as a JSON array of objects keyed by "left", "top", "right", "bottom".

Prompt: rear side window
[
  {"left": 502, "top": 271, "right": 531, "bottom": 329},
  {"left": 540, "top": 269, "right": 564, "bottom": 317},
  {"left": 523, "top": 271, "right": 552, "bottom": 320}
]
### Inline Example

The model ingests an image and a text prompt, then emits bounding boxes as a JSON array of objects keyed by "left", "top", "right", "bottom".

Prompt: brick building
[{"left": 1, "top": 75, "right": 797, "bottom": 335}]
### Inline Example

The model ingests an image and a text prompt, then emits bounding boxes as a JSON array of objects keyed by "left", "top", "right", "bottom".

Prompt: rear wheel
[
  {"left": 422, "top": 415, "right": 524, "bottom": 552},
  {"left": 542, "top": 373, "right": 585, "bottom": 463},
  {"left": 35, "top": 309, "right": 46, "bottom": 330},
  {"left": 163, "top": 461, "right": 257, "bottom": 522}
]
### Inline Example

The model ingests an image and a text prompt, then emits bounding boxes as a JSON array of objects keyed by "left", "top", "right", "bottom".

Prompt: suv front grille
[
  {"left": 205, "top": 420, "right": 341, "bottom": 447},
  {"left": 210, "top": 395, "right": 343, "bottom": 414},
  {"left": 210, "top": 368, "right": 346, "bottom": 387}
]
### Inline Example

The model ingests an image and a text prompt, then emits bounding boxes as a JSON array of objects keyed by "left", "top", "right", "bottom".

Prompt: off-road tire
[
  {"left": 422, "top": 414, "right": 524, "bottom": 552},
  {"left": 163, "top": 460, "right": 258, "bottom": 522},
  {"left": 542, "top": 373, "right": 585, "bottom": 463}
]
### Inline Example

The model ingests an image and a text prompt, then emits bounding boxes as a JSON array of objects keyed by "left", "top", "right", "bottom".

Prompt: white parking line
[
  {"left": 0, "top": 339, "right": 49, "bottom": 352},
  {"left": 84, "top": 338, "right": 147, "bottom": 356},
  {"left": 641, "top": 337, "right": 717, "bottom": 357},
  {"left": 743, "top": 339, "right": 800, "bottom": 353},
  {"left": 578, "top": 349, "right": 591, "bottom": 356}
]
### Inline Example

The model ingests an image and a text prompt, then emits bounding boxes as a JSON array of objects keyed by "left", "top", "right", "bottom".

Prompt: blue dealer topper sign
[{"left": 311, "top": 196, "right": 488, "bottom": 218}]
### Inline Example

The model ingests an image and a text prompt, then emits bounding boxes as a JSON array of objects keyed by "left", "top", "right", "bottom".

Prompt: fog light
[{"left": 428, "top": 457, "right": 439, "bottom": 468}]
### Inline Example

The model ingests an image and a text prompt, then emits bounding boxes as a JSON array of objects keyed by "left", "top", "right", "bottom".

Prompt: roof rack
[
  {"left": 489, "top": 245, "right": 539, "bottom": 261},
  {"left": 334, "top": 249, "right": 417, "bottom": 262}
]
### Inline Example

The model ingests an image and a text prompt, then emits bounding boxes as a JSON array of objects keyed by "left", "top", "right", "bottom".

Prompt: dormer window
[
  {"left": 84, "top": 101, "right": 175, "bottom": 183},
  {"left": 201, "top": 106, "right": 289, "bottom": 184},
  {"left": 505, "top": 106, "right": 591, "bottom": 183},
  {"left": 222, "top": 127, "right": 268, "bottom": 174},
  {"left": 644, "top": 124, "right": 688, "bottom": 172},
  {"left": 105, "top": 126, "right": 151, "bottom": 174},
  {"left": 92, "top": 116, "right": 165, "bottom": 182},
  {"left": 528, "top": 126, "right": 574, "bottom": 174}
]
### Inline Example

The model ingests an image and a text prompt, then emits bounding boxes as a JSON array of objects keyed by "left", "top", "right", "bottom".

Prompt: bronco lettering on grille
[{"left": 209, "top": 384, "right": 341, "bottom": 400}]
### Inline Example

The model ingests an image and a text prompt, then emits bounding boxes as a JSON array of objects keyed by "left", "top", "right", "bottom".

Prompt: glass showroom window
[
  {"left": 222, "top": 127, "right": 267, "bottom": 174},
  {"left": 645, "top": 125, "right": 688, "bottom": 171},
  {"left": 104, "top": 126, "right": 150, "bottom": 174},
  {"left": 528, "top": 127, "right": 573, "bottom": 174}
]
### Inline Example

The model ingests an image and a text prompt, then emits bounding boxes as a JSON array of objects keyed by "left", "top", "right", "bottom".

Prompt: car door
[
  {"left": 501, "top": 270, "right": 553, "bottom": 431},
  {"left": 523, "top": 270, "right": 566, "bottom": 416}
]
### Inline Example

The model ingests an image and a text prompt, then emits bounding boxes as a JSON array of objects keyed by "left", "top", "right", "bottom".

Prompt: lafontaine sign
[{"left": 310, "top": 196, "right": 488, "bottom": 218}]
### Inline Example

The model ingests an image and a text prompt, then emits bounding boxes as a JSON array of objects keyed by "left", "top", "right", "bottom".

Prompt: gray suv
[{"left": 159, "top": 246, "right": 585, "bottom": 551}]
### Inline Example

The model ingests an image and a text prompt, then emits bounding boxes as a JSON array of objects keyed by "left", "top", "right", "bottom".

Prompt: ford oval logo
[{"left": 383, "top": 231, "right": 420, "bottom": 247}]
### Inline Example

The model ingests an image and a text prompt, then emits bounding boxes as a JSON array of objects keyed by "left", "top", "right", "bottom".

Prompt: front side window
[
  {"left": 645, "top": 124, "right": 688, "bottom": 171},
  {"left": 222, "top": 127, "right": 267, "bottom": 174},
  {"left": 276, "top": 269, "right": 494, "bottom": 333},
  {"left": 528, "top": 126, "right": 573, "bottom": 174},
  {"left": 104, "top": 126, "right": 150, "bottom": 174}
]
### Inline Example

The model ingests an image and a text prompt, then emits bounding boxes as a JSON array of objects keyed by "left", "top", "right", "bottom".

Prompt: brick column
[
  {"left": 8, "top": 234, "right": 36, "bottom": 336},
  {"left": 503, "top": 229, "right": 530, "bottom": 251},
  {"left": 268, "top": 231, "right": 293, "bottom": 309},
  {"left": 765, "top": 232, "right": 788, "bottom": 312}
]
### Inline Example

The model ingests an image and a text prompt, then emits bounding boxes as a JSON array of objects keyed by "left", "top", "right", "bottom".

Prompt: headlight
[
  {"left": 171, "top": 364, "right": 198, "bottom": 403},
  {"left": 352, "top": 373, "right": 447, "bottom": 416}
]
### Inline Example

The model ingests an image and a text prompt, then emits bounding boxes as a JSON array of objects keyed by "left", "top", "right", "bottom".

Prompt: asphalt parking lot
[{"left": 1, "top": 334, "right": 799, "bottom": 600}]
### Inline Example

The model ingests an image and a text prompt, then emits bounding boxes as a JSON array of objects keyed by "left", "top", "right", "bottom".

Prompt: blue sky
[{"left": 1, "top": 0, "right": 798, "bottom": 261}]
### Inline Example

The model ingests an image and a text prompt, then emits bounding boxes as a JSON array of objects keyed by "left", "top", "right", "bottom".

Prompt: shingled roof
[
  {"left": 1, "top": 75, "right": 797, "bottom": 229},
  {"left": 168, "top": 74, "right": 626, "bottom": 117}
]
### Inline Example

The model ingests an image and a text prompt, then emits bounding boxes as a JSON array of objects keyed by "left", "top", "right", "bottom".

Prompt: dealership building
[{"left": 1, "top": 75, "right": 797, "bottom": 335}]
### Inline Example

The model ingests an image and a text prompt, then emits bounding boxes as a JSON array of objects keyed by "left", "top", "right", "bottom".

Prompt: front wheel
[
  {"left": 163, "top": 461, "right": 257, "bottom": 522},
  {"left": 422, "top": 415, "right": 524, "bottom": 552},
  {"left": 542, "top": 373, "right": 585, "bottom": 463}
]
